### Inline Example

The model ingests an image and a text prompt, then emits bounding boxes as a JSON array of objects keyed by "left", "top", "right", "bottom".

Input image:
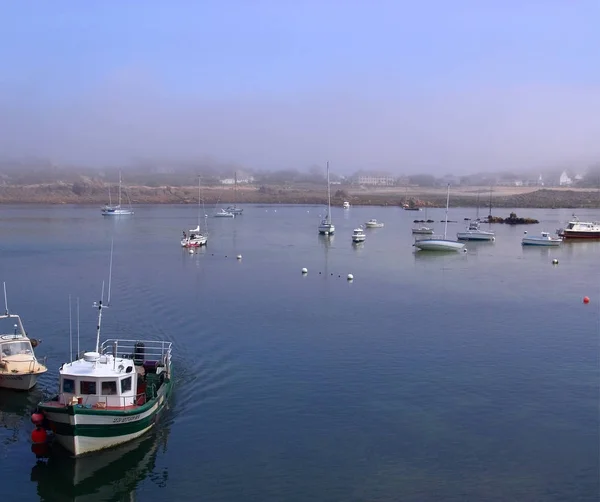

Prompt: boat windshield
[{"left": 1, "top": 341, "right": 32, "bottom": 357}]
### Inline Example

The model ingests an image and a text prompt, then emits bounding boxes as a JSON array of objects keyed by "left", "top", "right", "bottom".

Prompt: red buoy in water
[
  {"left": 31, "top": 412, "right": 44, "bottom": 426},
  {"left": 31, "top": 442, "right": 49, "bottom": 458},
  {"left": 31, "top": 427, "right": 47, "bottom": 444},
  {"left": 583, "top": 296, "right": 590, "bottom": 304}
]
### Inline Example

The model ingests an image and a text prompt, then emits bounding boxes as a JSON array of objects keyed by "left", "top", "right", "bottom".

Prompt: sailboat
[
  {"left": 181, "top": 177, "right": 208, "bottom": 248},
  {"left": 226, "top": 172, "right": 244, "bottom": 215},
  {"left": 101, "top": 172, "right": 134, "bottom": 216},
  {"left": 456, "top": 191, "right": 495, "bottom": 241},
  {"left": 413, "top": 184, "right": 465, "bottom": 251},
  {"left": 318, "top": 162, "right": 335, "bottom": 235}
]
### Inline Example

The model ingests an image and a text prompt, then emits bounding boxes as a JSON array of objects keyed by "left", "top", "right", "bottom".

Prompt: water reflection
[
  {"left": 30, "top": 426, "right": 170, "bottom": 502},
  {"left": 0, "top": 388, "right": 43, "bottom": 448}
]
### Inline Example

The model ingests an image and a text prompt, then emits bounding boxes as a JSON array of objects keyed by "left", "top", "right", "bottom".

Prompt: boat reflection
[
  {"left": 0, "top": 387, "right": 43, "bottom": 447},
  {"left": 30, "top": 426, "right": 170, "bottom": 501}
]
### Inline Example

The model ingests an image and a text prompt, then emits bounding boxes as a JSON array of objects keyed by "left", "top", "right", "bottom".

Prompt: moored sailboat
[{"left": 318, "top": 162, "right": 335, "bottom": 235}]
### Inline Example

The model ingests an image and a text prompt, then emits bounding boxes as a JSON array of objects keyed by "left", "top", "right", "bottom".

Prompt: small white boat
[
  {"left": 214, "top": 209, "right": 235, "bottom": 218},
  {"left": 351, "top": 227, "right": 366, "bottom": 243},
  {"left": 181, "top": 177, "right": 208, "bottom": 248},
  {"left": 365, "top": 219, "right": 384, "bottom": 228},
  {"left": 522, "top": 231, "right": 562, "bottom": 246},
  {"left": 414, "top": 184, "right": 465, "bottom": 252},
  {"left": 225, "top": 171, "right": 244, "bottom": 215},
  {"left": 343, "top": 201, "right": 350, "bottom": 209},
  {"left": 318, "top": 162, "right": 335, "bottom": 235},
  {"left": 557, "top": 215, "right": 600, "bottom": 239},
  {"left": 0, "top": 283, "right": 47, "bottom": 390},
  {"left": 457, "top": 221, "right": 495, "bottom": 241},
  {"left": 181, "top": 225, "right": 207, "bottom": 248},
  {"left": 412, "top": 226, "right": 434, "bottom": 235}
]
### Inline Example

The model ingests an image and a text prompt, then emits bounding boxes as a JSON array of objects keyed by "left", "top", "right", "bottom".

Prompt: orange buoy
[
  {"left": 31, "top": 412, "right": 44, "bottom": 426},
  {"left": 31, "top": 427, "right": 47, "bottom": 444},
  {"left": 583, "top": 296, "right": 590, "bottom": 304}
]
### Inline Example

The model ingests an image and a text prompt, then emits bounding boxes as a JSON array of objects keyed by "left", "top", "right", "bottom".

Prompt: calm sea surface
[{"left": 0, "top": 204, "right": 598, "bottom": 501}]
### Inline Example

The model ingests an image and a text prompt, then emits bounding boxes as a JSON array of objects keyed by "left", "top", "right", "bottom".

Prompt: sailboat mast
[
  {"left": 234, "top": 171, "right": 237, "bottom": 207},
  {"left": 444, "top": 184, "right": 450, "bottom": 239},
  {"left": 197, "top": 176, "right": 201, "bottom": 227},
  {"left": 118, "top": 172, "right": 122, "bottom": 208},
  {"left": 326, "top": 161, "right": 332, "bottom": 223}
]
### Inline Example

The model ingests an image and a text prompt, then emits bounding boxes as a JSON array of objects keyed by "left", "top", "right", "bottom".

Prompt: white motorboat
[
  {"left": 181, "top": 177, "right": 209, "bottom": 248},
  {"left": 365, "top": 219, "right": 384, "bottom": 228},
  {"left": 101, "top": 172, "right": 134, "bottom": 216},
  {"left": 318, "top": 162, "right": 335, "bottom": 235},
  {"left": 557, "top": 215, "right": 600, "bottom": 239},
  {"left": 214, "top": 209, "right": 235, "bottom": 218},
  {"left": 457, "top": 221, "right": 495, "bottom": 241},
  {"left": 522, "top": 231, "right": 562, "bottom": 246},
  {"left": 343, "top": 201, "right": 350, "bottom": 209},
  {"left": 0, "top": 283, "right": 47, "bottom": 390},
  {"left": 414, "top": 184, "right": 465, "bottom": 252},
  {"left": 351, "top": 227, "right": 366, "bottom": 243}
]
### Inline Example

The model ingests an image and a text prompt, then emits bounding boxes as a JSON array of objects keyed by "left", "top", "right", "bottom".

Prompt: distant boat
[
  {"left": 414, "top": 184, "right": 465, "bottom": 252},
  {"left": 351, "top": 227, "right": 366, "bottom": 243},
  {"left": 522, "top": 231, "right": 562, "bottom": 247},
  {"left": 181, "top": 177, "right": 208, "bottom": 248},
  {"left": 457, "top": 221, "right": 495, "bottom": 241},
  {"left": 318, "top": 162, "right": 335, "bottom": 235},
  {"left": 225, "top": 171, "right": 244, "bottom": 215},
  {"left": 101, "top": 172, "right": 134, "bottom": 216},
  {"left": 214, "top": 209, "right": 235, "bottom": 218},
  {"left": 412, "top": 226, "right": 434, "bottom": 235},
  {"left": 365, "top": 219, "right": 384, "bottom": 228},
  {"left": 343, "top": 201, "right": 350, "bottom": 209}
]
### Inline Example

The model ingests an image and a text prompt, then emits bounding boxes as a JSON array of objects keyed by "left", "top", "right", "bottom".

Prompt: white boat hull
[
  {"left": 456, "top": 231, "right": 495, "bottom": 241},
  {"left": 412, "top": 228, "right": 434, "bottom": 235},
  {"left": 522, "top": 238, "right": 561, "bottom": 246},
  {"left": 102, "top": 208, "right": 133, "bottom": 216},
  {"left": 0, "top": 372, "right": 40, "bottom": 390},
  {"left": 414, "top": 239, "right": 465, "bottom": 251},
  {"left": 319, "top": 224, "right": 335, "bottom": 235},
  {"left": 181, "top": 236, "right": 207, "bottom": 247}
]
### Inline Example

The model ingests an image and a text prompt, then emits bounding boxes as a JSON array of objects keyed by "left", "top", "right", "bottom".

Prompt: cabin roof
[{"left": 60, "top": 354, "right": 135, "bottom": 379}]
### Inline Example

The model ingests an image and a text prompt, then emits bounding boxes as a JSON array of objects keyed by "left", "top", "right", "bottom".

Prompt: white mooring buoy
[
  {"left": 347, "top": 273, "right": 354, "bottom": 281},
  {"left": 302, "top": 268, "right": 308, "bottom": 274},
  {"left": 237, "top": 255, "right": 242, "bottom": 260}
]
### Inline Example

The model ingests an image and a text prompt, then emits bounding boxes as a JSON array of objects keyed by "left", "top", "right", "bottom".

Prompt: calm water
[{"left": 0, "top": 204, "right": 598, "bottom": 501}]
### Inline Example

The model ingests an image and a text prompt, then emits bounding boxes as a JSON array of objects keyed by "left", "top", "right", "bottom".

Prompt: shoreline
[{"left": 1, "top": 184, "right": 600, "bottom": 209}]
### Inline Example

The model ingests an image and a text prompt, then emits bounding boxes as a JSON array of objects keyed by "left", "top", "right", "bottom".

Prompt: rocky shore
[{"left": 1, "top": 182, "right": 600, "bottom": 209}]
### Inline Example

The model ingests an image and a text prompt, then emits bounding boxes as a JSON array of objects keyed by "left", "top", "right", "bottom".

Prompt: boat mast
[
  {"left": 326, "top": 161, "right": 332, "bottom": 224},
  {"left": 94, "top": 240, "right": 113, "bottom": 354},
  {"left": 234, "top": 171, "right": 237, "bottom": 208},
  {"left": 3, "top": 282, "right": 8, "bottom": 315},
  {"left": 444, "top": 183, "right": 450, "bottom": 239},
  {"left": 118, "top": 172, "right": 122, "bottom": 208}
]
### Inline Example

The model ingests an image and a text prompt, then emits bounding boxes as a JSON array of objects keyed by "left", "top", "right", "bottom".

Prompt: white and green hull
[{"left": 40, "top": 379, "right": 171, "bottom": 456}]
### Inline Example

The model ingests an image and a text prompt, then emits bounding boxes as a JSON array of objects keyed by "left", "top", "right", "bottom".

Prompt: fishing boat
[
  {"left": 557, "top": 215, "right": 600, "bottom": 239},
  {"left": 0, "top": 283, "right": 47, "bottom": 390},
  {"left": 522, "top": 231, "right": 562, "bottom": 246},
  {"left": 412, "top": 226, "right": 434, "bottom": 235},
  {"left": 351, "top": 227, "right": 366, "bottom": 243},
  {"left": 33, "top": 244, "right": 173, "bottom": 457},
  {"left": 318, "top": 162, "right": 335, "bottom": 235},
  {"left": 181, "top": 177, "right": 208, "bottom": 248},
  {"left": 226, "top": 172, "right": 244, "bottom": 215},
  {"left": 365, "top": 219, "right": 384, "bottom": 228},
  {"left": 414, "top": 185, "right": 465, "bottom": 252},
  {"left": 101, "top": 172, "right": 134, "bottom": 216}
]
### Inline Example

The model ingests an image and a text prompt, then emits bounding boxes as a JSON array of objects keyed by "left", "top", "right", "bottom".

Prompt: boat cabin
[
  {"left": 0, "top": 315, "right": 34, "bottom": 363},
  {"left": 57, "top": 340, "right": 170, "bottom": 409}
]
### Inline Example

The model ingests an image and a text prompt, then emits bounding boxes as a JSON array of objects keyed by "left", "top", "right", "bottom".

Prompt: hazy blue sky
[{"left": 0, "top": 1, "right": 598, "bottom": 174}]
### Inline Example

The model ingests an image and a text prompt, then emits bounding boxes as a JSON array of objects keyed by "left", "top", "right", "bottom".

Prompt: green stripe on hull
[{"left": 43, "top": 379, "right": 172, "bottom": 439}]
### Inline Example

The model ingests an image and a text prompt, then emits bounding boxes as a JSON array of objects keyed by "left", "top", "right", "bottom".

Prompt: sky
[{"left": 0, "top": 0, "right": 599, "bottom": 174}]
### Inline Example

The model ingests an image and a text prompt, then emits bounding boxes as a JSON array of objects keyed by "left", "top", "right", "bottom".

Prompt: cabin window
[
  {"left": 80, "top": 381, "right": 97, "bottom": 395},
  {"left": 63, "top": 378, "right": 75, "bottom": 393},
  {"left": 102, "top": 381, "right": 117, "bottom": 395},
  {"left": 1, "top": 341, "right": 32, "bottom": 357},
  {"left": 121, "top": 376, "right": 132, "bottom": 393}
]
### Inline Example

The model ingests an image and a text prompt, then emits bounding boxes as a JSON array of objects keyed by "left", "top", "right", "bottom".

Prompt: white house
[
  {"left": 559, "top": 171, "right": 572, "bottom": 186},
  {"left": 356, "top": 176, "right": 396, "bottom": 186}
]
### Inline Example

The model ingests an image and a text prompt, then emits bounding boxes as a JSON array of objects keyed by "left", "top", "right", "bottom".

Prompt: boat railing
[{"left": 100, "top": 339, "right": 172, "bottom": 372}]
